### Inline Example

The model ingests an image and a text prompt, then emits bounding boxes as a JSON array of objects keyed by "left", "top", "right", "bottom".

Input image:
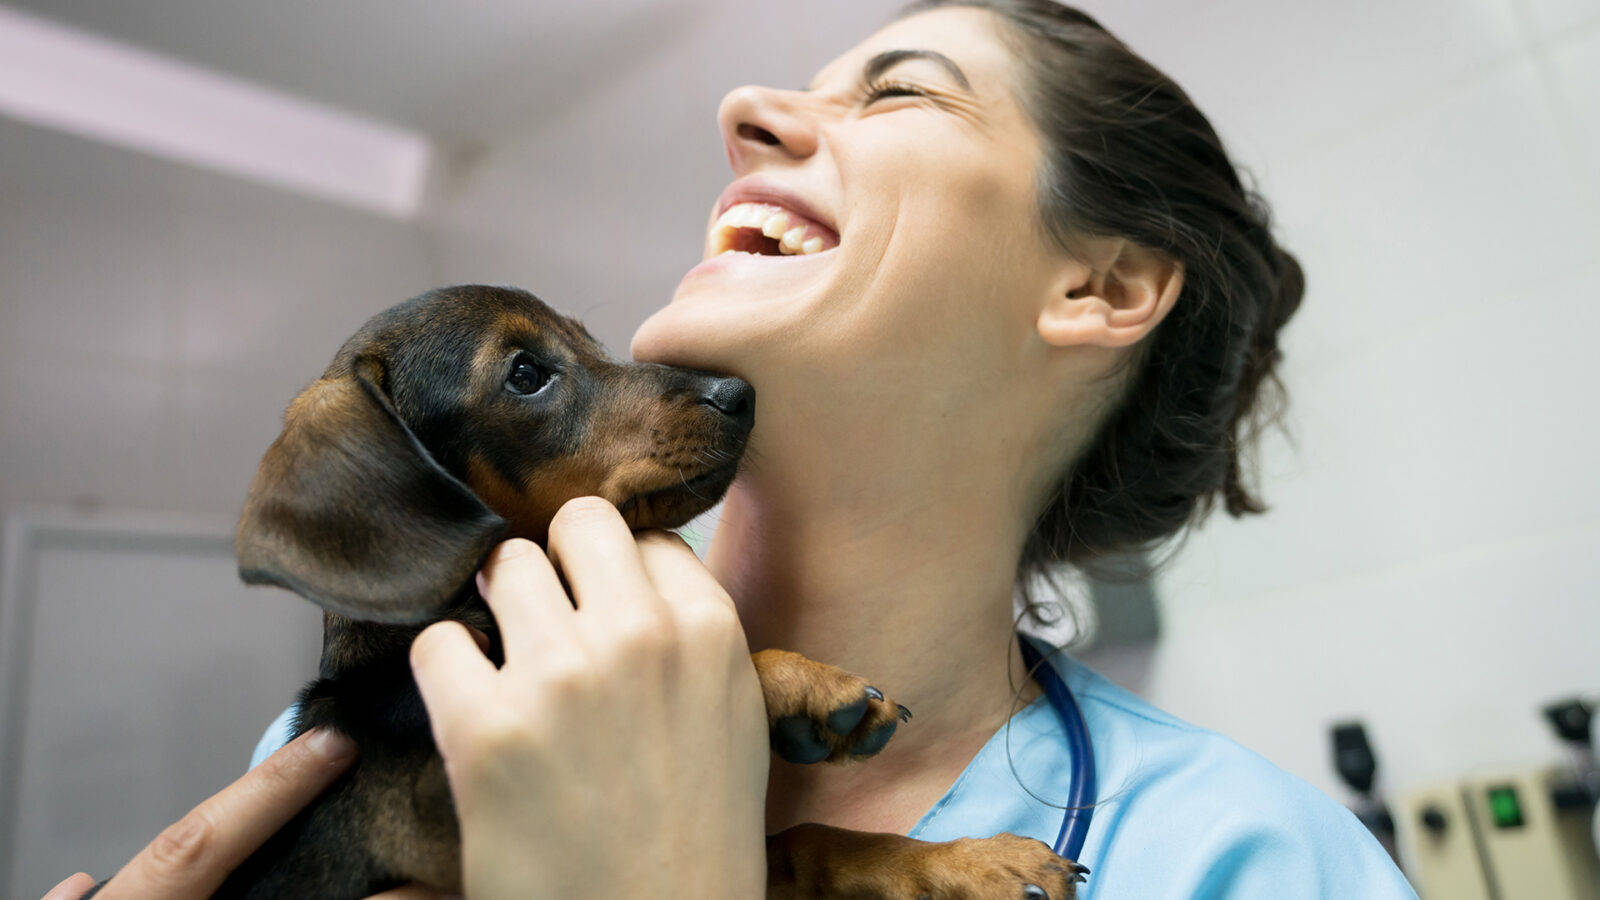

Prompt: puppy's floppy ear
[{"left": 237, "top": 356, "right": 506, "bottom": 623}]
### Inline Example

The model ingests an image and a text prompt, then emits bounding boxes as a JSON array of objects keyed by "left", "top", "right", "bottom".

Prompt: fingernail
[
  {"left": 475, "top": 571, "right": 489, "bottom": 595},
  {"left": 306, "top": 727, "right": 357, "bottom": 761}
]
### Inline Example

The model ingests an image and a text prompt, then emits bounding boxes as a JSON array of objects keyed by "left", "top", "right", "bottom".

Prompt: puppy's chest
[{"left": 303, "top": 596, "right": 501, "bottom": 747}]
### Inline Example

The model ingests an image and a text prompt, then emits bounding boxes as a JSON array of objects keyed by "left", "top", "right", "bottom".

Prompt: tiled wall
[
  {"left": 0, "top": 118, "right": 438, "bottom": 516},
  {"left": 1113, "top": 0, "right": 1600, "bottom": 797}
]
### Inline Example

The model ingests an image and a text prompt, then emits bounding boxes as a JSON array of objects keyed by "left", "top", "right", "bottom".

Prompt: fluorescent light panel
[{"left": 0, "top": 5, "right": 432, "bottom": 218}]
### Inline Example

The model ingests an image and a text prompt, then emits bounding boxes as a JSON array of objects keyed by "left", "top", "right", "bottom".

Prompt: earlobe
[{"left": 1038, "top": 244, "right": 1183, "bottom": 349}]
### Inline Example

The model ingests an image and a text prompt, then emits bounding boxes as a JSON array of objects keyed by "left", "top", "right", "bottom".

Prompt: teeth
[
  {"left": 780, "top": 226, "right": 806, "bottom": 253},
  {"left": 712, "top": 201, "right": 832, "bottom": 257}
]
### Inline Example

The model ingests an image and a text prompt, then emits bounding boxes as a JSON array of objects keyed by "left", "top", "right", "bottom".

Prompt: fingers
[
  {"left": 41, "top": 872, "right": 96, "bottom": 900},
  {"left": 97, "top": 727, "right": 356, "bottom": 900},
  {"left": 635, "top": 530, "right": 737, "bottom": 613},
  {"left": 411, "top": 621, "right": 497, "bottom": 738},
  {"left": 544, "top": 497, "right": 658, "bottom": 618},
  {"left": 474, "top": 538, "right": 575, "bottom": 661}
]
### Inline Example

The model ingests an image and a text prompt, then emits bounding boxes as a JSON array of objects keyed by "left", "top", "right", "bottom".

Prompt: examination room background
[{"left": 1, "top": 0, "right": 1597, "bottom": 896}]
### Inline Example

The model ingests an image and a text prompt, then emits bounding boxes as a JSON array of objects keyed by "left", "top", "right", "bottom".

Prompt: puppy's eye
[{"left": 506, "top": 356, "right": 552, "bottom": 395}]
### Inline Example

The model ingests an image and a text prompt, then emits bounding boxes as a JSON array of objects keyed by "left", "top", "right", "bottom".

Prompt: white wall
[
  {"left": 426, "top": 0, "right": 1600, "bottom": 803},
  {"left": 1132, "top": 0, "right": 1600, "bottom": 800},
  {"left": 0, "top": 117, "right": 440, "bottom": 517}
]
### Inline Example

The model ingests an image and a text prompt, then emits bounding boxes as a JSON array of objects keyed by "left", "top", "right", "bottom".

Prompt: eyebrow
[{"left": 862, "top": 48, "right": 972, "bottom": 90}]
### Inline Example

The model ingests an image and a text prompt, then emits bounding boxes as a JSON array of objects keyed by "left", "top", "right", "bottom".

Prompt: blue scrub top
[{"left": 252, "top": 651, "right": 1416, "bottom": 898}]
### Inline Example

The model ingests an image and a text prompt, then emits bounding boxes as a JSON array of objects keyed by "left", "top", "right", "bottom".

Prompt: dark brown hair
[{"left": 905, "top": 0, "right": 1306, "bottom": 582}]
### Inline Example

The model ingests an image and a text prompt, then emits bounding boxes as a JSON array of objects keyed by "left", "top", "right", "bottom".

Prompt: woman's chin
[
  {"left": 632, "top": 262, "right": 826, "bottom": 370},
  {"left": 630, "top": 296, "right": 751, "bottom": 373}
]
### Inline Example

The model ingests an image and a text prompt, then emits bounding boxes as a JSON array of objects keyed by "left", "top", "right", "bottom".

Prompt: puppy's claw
[
  {"left": 898, "top": 703, "right": 913, "bottom": 722},
  {"left": 865, "top": 685, "right": 884, "bottom": 702},
  {"left": 1023, "top": 885, "right": 1049, "bottom": 900}
]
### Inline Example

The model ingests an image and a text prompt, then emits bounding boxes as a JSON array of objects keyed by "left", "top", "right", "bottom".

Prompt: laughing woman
[{"left": 55, "top": 2, "right": 1415, "bottom": 898}]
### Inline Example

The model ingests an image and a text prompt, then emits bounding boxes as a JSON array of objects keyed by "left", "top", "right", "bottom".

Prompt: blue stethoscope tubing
[{"left": 1018, "top": 632, "right": 1096, "bottom": 865}]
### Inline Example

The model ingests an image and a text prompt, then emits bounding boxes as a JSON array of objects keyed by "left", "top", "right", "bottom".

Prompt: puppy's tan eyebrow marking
[{"left": 472, "top": 338, "right": 509, "bottom": 387}]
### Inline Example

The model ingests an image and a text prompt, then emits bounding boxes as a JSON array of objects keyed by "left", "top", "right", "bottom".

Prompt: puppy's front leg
[
  {"left": 767, "top": 823, "right": 1086, "bottom": 900},
  {"left": 752, "top": 649, "right": 911, "bottom": 764}
]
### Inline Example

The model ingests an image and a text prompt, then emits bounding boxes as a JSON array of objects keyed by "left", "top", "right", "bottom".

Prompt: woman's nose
[{"left": 717, "top": 85, "right": 820, "bottom": 172}]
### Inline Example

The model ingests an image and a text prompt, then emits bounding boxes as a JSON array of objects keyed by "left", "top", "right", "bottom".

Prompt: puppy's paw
[
  {"left": 915, "top": 833, "right": 1087, "bottom": 900},
  {"left": 767, "top": 825, "right": 1086, "bottom": 900},
  {"left": 751, "top": 649, "right": 910, "bottom": 764}
]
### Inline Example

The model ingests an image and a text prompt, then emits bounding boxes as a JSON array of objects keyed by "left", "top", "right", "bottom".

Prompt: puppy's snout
[{"left": 697, "top": 376, "right": 755, "bottom": 432}]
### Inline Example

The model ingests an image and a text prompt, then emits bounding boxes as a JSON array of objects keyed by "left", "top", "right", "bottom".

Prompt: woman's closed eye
[{"left": 861, "top": 78, "right": 929, "bottom": 105}]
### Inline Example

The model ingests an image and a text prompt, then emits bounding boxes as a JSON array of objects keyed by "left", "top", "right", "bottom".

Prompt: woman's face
[{"left": 632, "top": 7, "right": 1085, "bottom": 497}]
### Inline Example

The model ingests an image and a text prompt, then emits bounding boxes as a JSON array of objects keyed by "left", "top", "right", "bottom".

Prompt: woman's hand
[
  {"left": 409, "top": 498, "right": 769, "bottom": 900},
  {"left": 41, "top": 728, "right": 456, "bottom": 900},
  {"left": 41, "top": 728, "right": 358, "bottom": 900}
]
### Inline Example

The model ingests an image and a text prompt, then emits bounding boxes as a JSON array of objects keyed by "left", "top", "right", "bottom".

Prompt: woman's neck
[{"left": 707, "top": 464, "right": 1036, "bottom": 834}]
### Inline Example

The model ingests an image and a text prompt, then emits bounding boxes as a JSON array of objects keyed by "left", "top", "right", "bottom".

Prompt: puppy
[{"left": 210, "top": 285, "right": 1078, "bottom": 898}]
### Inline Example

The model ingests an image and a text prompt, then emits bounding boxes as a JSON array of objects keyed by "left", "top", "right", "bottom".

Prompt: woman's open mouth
[{"left": 709, "top": 202, "right": 840, "bottom": 258}]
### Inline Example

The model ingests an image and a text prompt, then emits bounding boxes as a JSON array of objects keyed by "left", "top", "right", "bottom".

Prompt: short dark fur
[{"left": 148, "top": 285, "right": 1074, "bottom": 899}]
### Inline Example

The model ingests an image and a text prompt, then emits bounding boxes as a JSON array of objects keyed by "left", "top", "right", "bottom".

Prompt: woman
[{"left": 51, "top": 2, "right": 1415, "bottom": 897}]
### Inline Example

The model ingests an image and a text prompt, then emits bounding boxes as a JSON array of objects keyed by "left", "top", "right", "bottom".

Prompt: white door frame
[{"left": 0, "top": 506, "right": 238, "bottom": 885}]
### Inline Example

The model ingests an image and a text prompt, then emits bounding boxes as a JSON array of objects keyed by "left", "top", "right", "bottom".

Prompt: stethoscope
[{"left": 1018, "top": 632, "right": 1096, "bottom": 867}]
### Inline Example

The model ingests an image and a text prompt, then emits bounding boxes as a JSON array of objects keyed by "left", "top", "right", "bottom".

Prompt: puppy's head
[{"left": 236, "top": 285, "right": 753, "bottom": 623}]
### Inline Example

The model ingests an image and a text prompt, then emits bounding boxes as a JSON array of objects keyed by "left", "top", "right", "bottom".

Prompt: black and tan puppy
[{"left": 204, "top": 285, "right": 1076, "bottom": 898}]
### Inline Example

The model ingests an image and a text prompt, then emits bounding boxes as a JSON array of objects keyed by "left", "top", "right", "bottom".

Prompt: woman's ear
[{"left": 1037, "top": 238, "right": 1183, "bottom": 348}]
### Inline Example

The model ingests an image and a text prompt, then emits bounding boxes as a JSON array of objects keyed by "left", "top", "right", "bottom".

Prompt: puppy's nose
[{"left": 699, "top": 376, "right": 755, "bottom": 431}]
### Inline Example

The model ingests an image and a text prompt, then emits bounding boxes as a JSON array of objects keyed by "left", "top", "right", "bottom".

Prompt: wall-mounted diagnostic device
[{"left": 1341, "top": 698, "right": 1600, "bottom": 899}]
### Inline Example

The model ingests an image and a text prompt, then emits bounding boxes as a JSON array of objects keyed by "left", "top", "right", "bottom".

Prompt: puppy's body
[
  {"left": 204, "top": 286, "right": 1078, "bottom": 899},
  {"left": 218, "top": 613, "right": 470, "bottom": 897}
]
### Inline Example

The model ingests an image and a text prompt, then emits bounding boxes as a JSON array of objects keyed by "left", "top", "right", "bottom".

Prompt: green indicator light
[{"left": 1486, "top": 785, "right": 1523, "bottom": 828}]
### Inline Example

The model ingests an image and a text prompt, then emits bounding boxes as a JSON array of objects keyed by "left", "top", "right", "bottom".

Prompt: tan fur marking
[
  {"left": 466, "top": 452, "right": 607, "bottom": 541},
  {"left": 768, "top": 824, "right": 1083, "bottom": 899},
  {"left": 360, "top": 754, "right": 462, "bottom": 891}
]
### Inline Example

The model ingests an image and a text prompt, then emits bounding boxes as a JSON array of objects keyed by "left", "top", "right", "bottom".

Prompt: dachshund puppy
[{"left": 207, "top": 285, "right": 1078, "bottom": 898}]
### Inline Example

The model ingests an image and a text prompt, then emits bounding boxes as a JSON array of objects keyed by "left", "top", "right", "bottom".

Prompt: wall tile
[
  {"left": 0, "top": 349, "right": 171, "bottom": 509},
  {"left": 1547, "top": 22, "right": 1600, "bottom": 197},
  {"left": 1091, "top": 0, "right": 1527, "bottom": 166},
  {"left": 170, "top": 169, "right": 437, "bottom": 382},
  {"left": 1147, "top": 523, "right": 1600, "bottom": 797},
  {"left": 1263, "top": 57, "right": 1600, "bottom": 372},
  {"left": 1517, "top": 0, "right": 1600, "bottom": 41},
  {"left": 1157, "top": 252, "right": 1600, "bottom": 604}
]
